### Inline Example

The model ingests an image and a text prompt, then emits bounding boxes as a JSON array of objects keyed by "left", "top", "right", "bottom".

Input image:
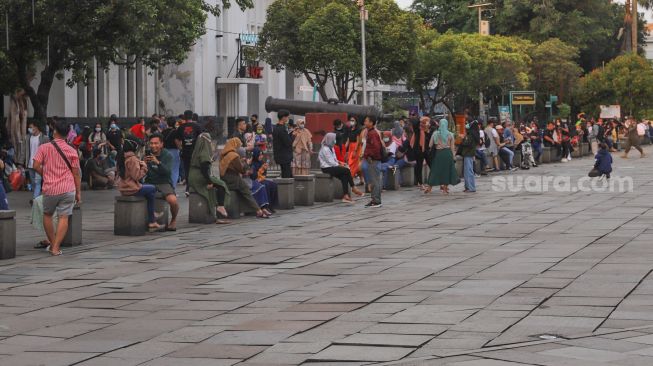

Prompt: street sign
[
  {"left": 545, "top": 102, "right": 552, "bottom": 108},
  {"left": 499, "top": 106, "right": 511, "bottom": 123},
  {"left": 550, "top": 95, "right": 558, "bottom": 103},
  {"left": 480, "top": 21, "right": 490, "bottom": 36},
  {"left": 510, "top": 91, "right": 536, "bottom": 105},
  {"left": 599, "top": 105, "right": 621, "bottom": 119}
]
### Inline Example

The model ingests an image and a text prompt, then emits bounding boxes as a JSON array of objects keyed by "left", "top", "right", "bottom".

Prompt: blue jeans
[
  {"left": 0, "top": 183, "right": 8, "bottom": 210},
  {"left": 134, "top": 184, "right": 156, "bottom": 223},
  {"left": 464, "top": 156, "right": 476, "bottom": 192},
  {"left": 532, "top": 141, "right": 543, "bottom": 162},
  {"left": 366, "top": 159, "right": 382, "bottom": 203},
  {"left": 501, "top": 147, "right": 515, "bottom": 169},
  {"left": 361, "top": 159, "right": 370, "bottom": 184},
  {"left": 394, "top": 158, "right": 410, "bottom": 185},
  {"left": 380, "top": 158, "right": 397, "bottom": 188},
  {"left": 475, "top": 149, "right": 488, "bottom": 173},
  {"left": 166, "top": 148, "right": 181, "bottom": 189},
  {"left": 28, "top": 169, "right": 42, "bottom": 198}
]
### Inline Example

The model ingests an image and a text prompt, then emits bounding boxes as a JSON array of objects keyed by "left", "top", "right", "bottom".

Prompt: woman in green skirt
[{"left": 425, "top": 119, "right": 460, "bottom": 194}]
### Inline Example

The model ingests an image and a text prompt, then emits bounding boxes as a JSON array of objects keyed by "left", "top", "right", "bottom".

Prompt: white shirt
[
  {"left": 319, "top": 145, "right": 340, "bottom": 168},
  {"left": 387, "top": 141, "right": 398, "bottom": 156},
  {"left": 479, "top": 130, "right": 486, "bottom": 150},
  {"left": 29, "top": 134, "right": 41, "bottom": 169}
]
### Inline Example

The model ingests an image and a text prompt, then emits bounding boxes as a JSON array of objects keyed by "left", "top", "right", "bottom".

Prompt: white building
[{"left": 2, "top": 0, "right": 387, "bottom": 128}]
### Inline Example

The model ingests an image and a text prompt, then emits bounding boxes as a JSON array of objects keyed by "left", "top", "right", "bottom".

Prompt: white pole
[
  {"left": 478, "top": 7, "right": 484, "bottom": 122},
  {"left": 360, "top": 5, "right": 367, "bottom": 106}
]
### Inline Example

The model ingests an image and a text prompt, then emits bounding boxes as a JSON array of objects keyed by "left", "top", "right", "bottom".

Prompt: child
[{"left": 589, "top": 143, "right": 612, "bottom": 179}]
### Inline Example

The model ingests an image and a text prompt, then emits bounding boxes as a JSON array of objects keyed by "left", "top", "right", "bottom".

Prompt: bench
[
  {"left": 114, "top": 196, "right": 148, "bottom": 236},
  {"left": 189, "top": 192, "right": 215, "bottom": 224},
  {"left": 294, "top": 175, "right": 315, "bottom": 206},
  {"left": 314, "top": 173, "right": 334, "bottom": 202},
  {"left": 400, "top": 166, "right": 415, "bottom": 187},
  {"left": 0, "top": 211, "right": 16, "bottom": 259},
  {"left": 273, "top": 178, "right": 294, "bottom": 210},
  {"left": 62, "top": 205, "right": 82, "bottom": 247}
]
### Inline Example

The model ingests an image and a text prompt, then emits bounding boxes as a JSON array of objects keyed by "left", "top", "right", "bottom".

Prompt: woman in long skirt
[{"left": 425, "top": 119, "right": 460, "bottom": 195}]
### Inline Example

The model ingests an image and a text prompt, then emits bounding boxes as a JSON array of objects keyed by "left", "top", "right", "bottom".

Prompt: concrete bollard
[
  {"left": 385, "top": 167, "right": 400, "bottom": 190},
  {"left": 513, "top": 150, "right": 522, "bottom": 168},
  {"left": 314, "top": 173, "right": 334, "bottom": 202},
  {"left": 294, "top": 175, "right": 315, "bottom": 206},
  {"left": 226, "top": 194, "right": 258, "bottom": 219},
  {"left": 582, "top": 142, "right": 590, "bottom": 156},
  {"left": 189, "top": 192, "right": 215, "bottom": 224},
  {"left": 541, "top": 147, "right": 561, "bottom": 163},
  {"left": 114, "top": 196, "right": 148, "bottom": 236},
  {"left": 62, "top": 205, "right": 82, "bottom": 247},
  {"left": 0, "top": 211, "right": 16, "bottom": 259},
  {"left": 154, "top": 193, "right": 169, "bottom": 231},
  {"left": 572, "top": 145, "right": 582, "bottom": 158},
  {"left": 400, "top": 167, "right": 415, "bottom": 187},
  {"left": 455, "top": 156, "right": 464, "bottom": 178},
  {"left": 273, "top": 178, "right": 294, "bottom": 210}
]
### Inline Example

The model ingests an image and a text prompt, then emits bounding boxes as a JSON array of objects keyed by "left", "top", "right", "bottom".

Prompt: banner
[{"left": 599, "top": 105, "right": 621, "bottom": 119}]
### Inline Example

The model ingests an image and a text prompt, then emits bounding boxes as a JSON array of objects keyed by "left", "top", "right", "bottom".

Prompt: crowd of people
[{"left": 1, "top": 107, "right": 651, "bottom": 256}]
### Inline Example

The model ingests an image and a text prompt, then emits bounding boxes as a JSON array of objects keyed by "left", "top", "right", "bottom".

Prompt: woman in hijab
[
  {"left": 319, "top": 133, "right": 363, "bottom": 203},
  {"left": 291, "top": 119, "right": 313, "bottom": 176},
  {"left": 189, "top": 132, "right": 231, "bottom": 224},
  {"left": 411, "top": 116, "right": 431, "bottom": 187},
  {"left": 425, "top": 119, "right": 460, "bottom": 194},
  {"left": 250, "top": 148, "right": 279, "bottom": 211},
  {"left": 461, "top": 121, "right": 480, "bottom": 193},
  {"left": 391, "top": 121, "right": 405, "bottom": 147},
  {"left": 220, "top": 138, "right": 270, "bottom": 219},
  {"left": 117, "top": 139, "right": 162, "bottom": 230},
  {"left": 239, "top": 147, "right": 273, "bottom": 216}
]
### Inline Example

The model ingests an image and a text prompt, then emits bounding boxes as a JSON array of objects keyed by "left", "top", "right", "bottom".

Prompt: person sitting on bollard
[
  {"left": 117, "top": 139, "right": 162, "bottom": 231},
  {"left": 189, "top": 132, "right": 231, "bottom": 224},
  {"left": 250, "top": 148, "right": 278, "bottom": 212},
  {"left": 319, "top": 133, "right": 363, "bottom": 204},
  {"left": 86, "top": 149, "right": 115, "bottom": 189},
  {"left": 144, "top": 134, "right": 180, "bottom": 231},
  {"left": 220, "top": 138, "right": 270, "bottom": 219},
  {"left": 240, "top": 148, "right": 273, "bottom": 216}
]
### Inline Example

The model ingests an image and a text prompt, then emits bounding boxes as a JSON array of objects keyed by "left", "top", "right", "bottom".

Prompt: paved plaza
[{"left": 1, "top": 147, "right": 653, "bottom": 365}]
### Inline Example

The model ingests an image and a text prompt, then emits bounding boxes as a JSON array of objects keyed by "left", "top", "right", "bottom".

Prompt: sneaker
[
  {"left": 364, "top": 201, "right": 382, "bottom": 208},
  {"left": 510, "top": 167, "right": 519, "bottom": 171},
  {"left": 561, "top": 158, "right": 568, "bottom": 163},
  {"left": 567, "top": 155, "right": 572, "bottom": 160},
  {"left": 474, "top": 174, "right": 481, "bottom": 178}
]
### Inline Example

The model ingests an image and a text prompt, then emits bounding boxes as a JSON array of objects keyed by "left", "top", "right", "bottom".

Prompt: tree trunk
[{"left": 16, "top": 57, "right": 57, "bottom": 130}]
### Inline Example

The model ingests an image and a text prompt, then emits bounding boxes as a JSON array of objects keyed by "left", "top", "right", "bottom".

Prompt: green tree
[
  {"left": 411, "top": 0, "right": 633, "bottom": 72},
  {"left": 407, "top": 32, "right": 531, "bottom": 115},
  {"left": 0, "top": 0, "right": 253, "bottom": 126},
  {"left": 528, "top": 38, "right": 583, "bottom": 104},
  {"left": 574, "top": 54, "right": 653, "bottom": 118},
  {"left": 258, "top": 0, "right": 417, "bottom": 102}
]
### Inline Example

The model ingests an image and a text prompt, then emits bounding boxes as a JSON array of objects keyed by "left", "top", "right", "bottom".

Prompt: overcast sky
[{"left": 394, "top": 0, "right": 653, "bottom": 21}]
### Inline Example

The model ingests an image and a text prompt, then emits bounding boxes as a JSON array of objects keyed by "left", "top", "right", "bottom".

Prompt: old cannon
[{"left": 265, "top": 97, "right": 382, "bottom": 120}]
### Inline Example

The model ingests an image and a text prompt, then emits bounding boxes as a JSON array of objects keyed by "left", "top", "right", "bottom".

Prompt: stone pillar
[
  {"left": 189, "top": 193, "right": 215, "bottom": 224},
  {"left": 62, "top": 205, "right": 82, "bottom": 247},
  {"left": 77, "top": 83, "right": 86, "bottom": 118},
  {"left": 0, "top": 211, "right": 16, "bottom": 259},
  {"left": 400, "top": 167, "right": 415, "bottom": 187},
  {"left": 238, "top": 84, "right": 248, "bottom": 117},
  {"left": 154, "top": 193, "right": 169, "bottom": 230},
  {"left": 314, "top": 173, "right": 334, "bottom": 202},
  {"left": 127, "top": 66, "right": 135, "bottom": 117},
  {"left": 385, "top": 168, "right": 400, "bottom": 190},
  {"left": 273, "top": 178, "right": 294, "bottom": 210},
  {"left": 294, "top": 175, "right": 315, "bottom": 206},
  {"left": 114, "top": 196, "right": 148, "bottom": 236},
  {"left": 119, "top": 65, "right": 127, "bottom": 117},
  {"left": 136, "top": 61, "right": 144, "bottom": 117}
]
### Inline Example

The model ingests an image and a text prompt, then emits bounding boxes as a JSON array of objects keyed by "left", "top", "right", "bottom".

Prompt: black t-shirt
[
  {"left": 106, "top": 130, "right": 123, "bottom": 150},
  {"left": 162, "top": 127, "right": 179, "bottom": 149},
  {"left": 543, "top": 129, "right": 555, "bottom": 147},
  {"left": 176, "top": 122, "right": 202, "bottom": 156}
]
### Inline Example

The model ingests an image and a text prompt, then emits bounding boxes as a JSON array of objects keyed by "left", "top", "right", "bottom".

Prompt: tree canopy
[
  {"left": 528, "top": 38, "right": 583, "bottom": 104},
  {"left": 258, "top": 0, "right": 417, "bottom": 102},
  {"left": 0, "top": 0, "right": 253, "bottom": 125},
  {"left": 411, "top": 0, "right": 632, "bottom": 71},
  {"left": 407, "top": 32, "right": 531, "bottom": 115},
  {"left": 574, "top": 54, "right": 653, "bottom": 118}
]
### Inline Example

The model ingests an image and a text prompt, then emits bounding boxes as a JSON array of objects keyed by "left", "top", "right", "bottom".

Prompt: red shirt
[
  {"left": 130, "top": 124, "right": 145, "bottom": 139},
  {"left": 363, "top": 128, "right": 382, "bottom": 161},
  {"left": 33, "top": 139, "right": 80, "bottom": 195}
]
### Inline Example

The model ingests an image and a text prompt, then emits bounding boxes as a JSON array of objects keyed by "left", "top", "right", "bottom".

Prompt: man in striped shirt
[{"left": 33, "top": 120, "right": 82, "bottom": 256}]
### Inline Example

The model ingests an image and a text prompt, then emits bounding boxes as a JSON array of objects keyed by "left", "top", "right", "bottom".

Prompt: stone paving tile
[
  {"left": 3, "top": 148, "right": 653, "bottom": 364},
  {"left": 310, "top": 345, "right": 415, "bottom": 362}
]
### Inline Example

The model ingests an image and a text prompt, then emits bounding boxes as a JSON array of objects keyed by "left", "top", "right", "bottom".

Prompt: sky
[{"left": 394, "top": 0, "right": 653, "bottom": 21}]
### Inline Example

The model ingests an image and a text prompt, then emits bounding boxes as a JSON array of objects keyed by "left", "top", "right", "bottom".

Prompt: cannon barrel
[{"left": 265, "top": 97, "right": 382, "bottom": 119}]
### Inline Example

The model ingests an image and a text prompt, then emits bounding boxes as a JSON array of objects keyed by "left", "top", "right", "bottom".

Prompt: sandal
[
  {"left": 34, "top": 241, "right": 50, "bottom": 249},
  {"left": 49, "top": 250, "right": 63, "bottom": 256},
  {"left": 256, "top": 212, "right": 270, "bottom": 219},
  {"left": 165, "top": 226, "right": 177, "bottom": 232},
  {"left": 215, "top": 219, "right": 231, "bottom": 225}
]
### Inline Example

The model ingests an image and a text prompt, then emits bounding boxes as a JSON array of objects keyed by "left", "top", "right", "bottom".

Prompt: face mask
[
  {"left": 27, "top": 127, "right": 33, "bottom": 134},
  {"left": 383, "top": 137, "right": 390, "bottom": 143},
  {"left": 299, "top": 124, "right": 305, "bottom": 129},
  {"left": 95, "top": 127, "right": 101, "bottom": 132},
  {"left": 110, "top": 124, "right": 117, "bottom": 130}
]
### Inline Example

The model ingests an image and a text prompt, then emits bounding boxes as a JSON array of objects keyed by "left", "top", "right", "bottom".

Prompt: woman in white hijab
[{"left": 319, "top": 133, "right": 363, "bottom": 203}]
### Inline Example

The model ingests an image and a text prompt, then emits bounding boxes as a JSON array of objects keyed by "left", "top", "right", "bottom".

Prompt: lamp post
[
  {"left": 357, "top": 0, "right": 368, "bottom": 105},
  {"left": 468, "top": 3, "right": 492, "bottom": 122}
]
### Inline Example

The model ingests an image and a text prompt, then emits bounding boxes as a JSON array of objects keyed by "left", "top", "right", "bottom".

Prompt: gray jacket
[{"left": 17, "top": 133, "right": 49, "bottom": 167}]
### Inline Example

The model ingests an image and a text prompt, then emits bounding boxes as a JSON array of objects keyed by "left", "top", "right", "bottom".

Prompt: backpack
[{"left": 484, "top": 134, "right": 491, "bottom": 148}]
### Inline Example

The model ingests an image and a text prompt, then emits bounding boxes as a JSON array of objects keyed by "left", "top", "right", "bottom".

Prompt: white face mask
[
  {"left": 110, "top": 124, "right": 118, "bottom": 130},
  {"left": 299, "top": 124, "right": 305, "bottom": 129},
  {"left": 28, "top": 127, "right": 34, "bottom": 134},
  {"left": 95, "top": 127, "right": 101, "bottom": 132},
  {"left": 383, "top": 137, "right": 390, "bottom": 143},
  {"left": 349, "top": 121, "right": 356, "bottom": 127}
]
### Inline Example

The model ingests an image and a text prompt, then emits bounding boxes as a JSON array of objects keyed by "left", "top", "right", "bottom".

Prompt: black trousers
[
  {"left": 414, "top": 154, "right": 424, "bottom": 185},
  {"left": 280, "top": 163, "right": 293, "bottom": 178},
  {"left": 322, "top": 166, "right": 354, "bottom": 194},
  {"left": 213, "top": 185, "right": 226, "bottom": 206},
  {"left": 181, "top": 155, "right": 191, "bottom": 191}
]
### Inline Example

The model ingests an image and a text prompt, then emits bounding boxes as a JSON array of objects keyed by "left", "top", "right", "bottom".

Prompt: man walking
[
  {"left": 18, "top": 122, "right": 49, "bottom": 199},
  {"left": 145, "top": 134, "right": 180, "bottom": 231},
  {"left": 363, "top": 116, "right": 383, "bottom": 208},
  {"left": 176, "top": 110, "right": 203, "bottom": 194},
  {"left": 272, "top": 110, "right": 294, "bottom": 178},
  {"left": 33, "top": 120, "right": 81, "bottom": 256},
  {"left": 622, "top": 116, "right": 646, "bottom": 159}
]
